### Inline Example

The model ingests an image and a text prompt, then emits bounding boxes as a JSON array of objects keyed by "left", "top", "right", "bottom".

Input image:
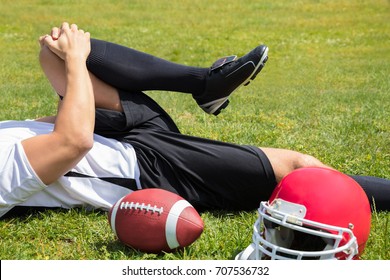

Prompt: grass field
[{"left": 0, "top": 0, "right": 389, "bottom": 260}]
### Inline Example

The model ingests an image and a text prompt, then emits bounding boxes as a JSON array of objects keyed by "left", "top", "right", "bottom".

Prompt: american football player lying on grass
[{"left": 0, "top": 23, "right": 389, "bottom": 259}]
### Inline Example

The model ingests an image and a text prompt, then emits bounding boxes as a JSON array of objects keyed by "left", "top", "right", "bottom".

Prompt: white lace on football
[{"left": 120, "top": 201, "right": 164, "bottom": 215}]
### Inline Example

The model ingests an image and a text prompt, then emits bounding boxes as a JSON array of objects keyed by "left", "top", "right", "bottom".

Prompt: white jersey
[{"left": 0, "top": 120, "right": 140, "bottom": 218}]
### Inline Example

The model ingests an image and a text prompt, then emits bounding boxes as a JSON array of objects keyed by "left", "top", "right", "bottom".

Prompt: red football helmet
[{"left": 236, "top": 167, "right": 371, "bottom": 260}]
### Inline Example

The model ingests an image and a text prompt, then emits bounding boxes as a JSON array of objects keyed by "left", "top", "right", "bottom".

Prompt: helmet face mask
[
  {"left": 236, "top": 167, "right": 371, "bottom": 261},
  {"left": 253, "top": 199, "right": 358, "bottom": 260}
]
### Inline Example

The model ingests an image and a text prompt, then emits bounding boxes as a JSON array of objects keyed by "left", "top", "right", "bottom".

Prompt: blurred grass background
[{"left": 0, "top": 0, "right": 389, "bottom": 260}]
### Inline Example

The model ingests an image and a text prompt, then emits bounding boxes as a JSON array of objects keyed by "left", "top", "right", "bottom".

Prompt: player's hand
[
  {"left": 39, "top": 22, "right": 90, "bottom": 61},
  {"left": 38, "top": 25, "right": 61, "bottom": 46}
]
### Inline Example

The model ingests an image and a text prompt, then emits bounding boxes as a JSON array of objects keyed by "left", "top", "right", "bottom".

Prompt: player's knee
[
  {"left": 295, "top": 153, "right": 325, "bottom": 169},
  {"left": 39, "top": 45, "right": 52, "bottom": 66}
]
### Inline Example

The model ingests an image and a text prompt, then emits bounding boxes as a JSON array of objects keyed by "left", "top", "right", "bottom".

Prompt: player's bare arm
[{"left": 22, "top": 22, "right": 94, "bottom": 185}]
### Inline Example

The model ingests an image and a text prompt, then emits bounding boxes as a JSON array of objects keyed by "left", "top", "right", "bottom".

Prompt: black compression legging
[
  {"left": 86, "top": 38, "right": 208, "bottom": 96},
  {"left": 349, "top": 175, "right": 390, "bottom": 212},
  {"left": 85, "top": 38, "right": 390, "bottom": 212}
]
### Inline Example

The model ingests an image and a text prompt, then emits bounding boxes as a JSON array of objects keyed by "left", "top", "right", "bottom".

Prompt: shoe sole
[{"left": 203, "top": 46, "right": 269, "bottom": 115}]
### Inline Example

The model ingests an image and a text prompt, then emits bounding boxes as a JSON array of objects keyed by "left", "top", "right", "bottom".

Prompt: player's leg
[
  {"left": 260, "top": 147, "right": 333, "bottom": 183},
  {"left": 261, "top": 147, "right": 390, "bottom": 211},
  {"left": 39, "top": 44, "right": 123, "bottom": 112},
  {"left": 86, "top": 39, "right": 269, "bottom": 115},
  {"left": 87, "top": 39, "right": 207, "bottom": 96},
  {"left": 40, "top": 43, "right": 181, "bottom": 135},
  {"left": 348, "top": 175, "right": 390, "bottom": 211}
]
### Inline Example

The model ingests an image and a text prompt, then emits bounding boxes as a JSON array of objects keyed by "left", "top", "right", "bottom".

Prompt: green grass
[{"left": 0, "top": 0, "right": 389, "bottom": 260}]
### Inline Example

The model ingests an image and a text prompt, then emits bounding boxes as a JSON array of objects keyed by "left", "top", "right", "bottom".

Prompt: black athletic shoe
[{"left": 195, "top": 45, "right": 268, "bottom": 115}]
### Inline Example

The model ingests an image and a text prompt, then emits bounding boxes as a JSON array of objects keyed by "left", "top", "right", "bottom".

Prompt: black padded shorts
[{"left": 94, "top": 90, "right": 277, "bottom": 211}]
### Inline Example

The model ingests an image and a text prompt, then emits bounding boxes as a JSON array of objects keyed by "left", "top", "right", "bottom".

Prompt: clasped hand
[{"left": 39, "top": 22, "right": 91, "bottom": 61}]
